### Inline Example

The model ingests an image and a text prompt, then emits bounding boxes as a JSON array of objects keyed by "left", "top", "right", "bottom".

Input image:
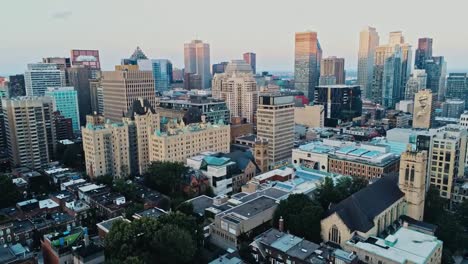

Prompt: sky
[{"left": 1, "top": 0, "right": 468, "bottom": 76}]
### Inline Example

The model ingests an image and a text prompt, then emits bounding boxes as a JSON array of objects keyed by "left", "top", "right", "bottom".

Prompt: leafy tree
[
  {"left": 314, "top": 176, "right": 368, "bottom": 211},
  {"left": 28, "top": 175, "right": 54, "bottom": 196},
  {"left": 113, "top": 179, "right": 137, "bottom": 200},
  {"left": 0, "top": 174, "right": 22, "bottom": 208},
  {"left": 314, "top": 177, "right": 340, "bottom": 210},
  {"left": 273, "top": 194, "right": 323, "bottom": 243},
  {"left": 124, "top": 203, "right": 144, "bottom": 219},
  {"left": 105, "top": 212, "right": 201, "bottom": 264},
  {"left": 424, "top": 186, "right": 447, "bottom": 223},
  {"left": 144, "top": 161, "right": 188, "bottom": 196},
  {"left": 455, "top": 199, "right": 468, "bottom": 230},
  {"left": 177, "top": 202, "right": 194, "bottom": 216},
  {"left": 61, "top": 143, "right": 85, "bottom": 171},
  {"left": 95, "top": 174, "right": 113, "bottom": 186}
]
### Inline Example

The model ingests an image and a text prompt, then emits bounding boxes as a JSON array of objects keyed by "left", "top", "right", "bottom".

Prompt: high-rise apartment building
[
  {"left": 25, "top": 63, "right": 66, "bottom": 96},
  {"left": 294, "top": 31, "right": 322, "bottom": 101},
  {"left": 52, "top": 111, "right": 74, "bottom": 141},
  {"left": 399, "top": 148, "right": 427, "bottom": 221},
  {"left": 314, "top": 85, "right": 362, "bottom": 127},
  {"left": 149, "top": 120, "right": 230, "bottom": 163},
  {"left": 67, "top": 65, "right": 93, "bottom": 125},
  {"left": 243, "top": 52, "right": 256, "bottom": 74},
  {"left": 371, "top": 44, "right": 401, "bottom": 106},
  {"left": 70, "top": 49, "right": 101, "bottom": 78},
  {"left": 357, "top": 27, "right": 379, "bottom": 99},
  {"left": 184, "top": 40, "right": 211, "bottom": 88},
  {"left": 441, "top": 99, "right": 465, "bottom": 118},
  {"left": 429, "top": 125, "right": 467, "bottom": 199},
  {"left": 320, "top": 56, "right": 345, "bottom": 85},
  {"left": 415, "top": 38, "right": 433, "bottom": 70},
  {"left": 212, "top": 60, "right": 258, "bottom": 123},
  {"left": 2, "top": 97, "right": 55, "bottom": 169},
  {"left": 405, "top": 70, "right": 427, "bottom": 100},
  {"left": 446, "top": 73, "right": 468, "bottom": 103},
  {"left": 102, "top": 65, "right": 156, "bottom": 122},
  {"left": 256, "top": 94, "right": 295, "bottom": 168},
  {"left": 413, "top": 89, "right": 434, "bottom": 129},
  {"left": 45, "top": 87, "right": 80, "bottom": 132}
]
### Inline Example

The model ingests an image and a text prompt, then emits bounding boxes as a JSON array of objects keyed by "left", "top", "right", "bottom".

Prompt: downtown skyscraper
[
  {"left": 25, "top": 63, "right": 66, "bottom": 96},
  {"left": 243, "top": 52, "right": 256, "bottom": 74},
  {"left": 184, "top": 40, "right": 211, "bottom": 89},
  {"left": 294, "top": 31, "right": 322, "bottom": 101},
  {"left": 320, "top": 56, "right": 345, "bottom": 85},
  {"left": 415, "top": 38, "right": 433, "bottom": 70},
  {"left": 357, "top": 27, "right": 379, "bottom": 99}
]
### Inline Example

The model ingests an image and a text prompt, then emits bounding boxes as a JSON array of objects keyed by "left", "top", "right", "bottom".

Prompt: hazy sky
[{"left": 1, "top": 0, "right": 467, "bottom": 76}]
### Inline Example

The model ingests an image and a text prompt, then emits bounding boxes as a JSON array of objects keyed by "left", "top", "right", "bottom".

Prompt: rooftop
[
  {"left": 222, "top": 195, "right": 277, "bottom": 220},
  {"left": 97, "top": 216, "right": 130, "bottom": 233},
  {"left": 348, "top": 227, "right": 442, "bottom": 264}
]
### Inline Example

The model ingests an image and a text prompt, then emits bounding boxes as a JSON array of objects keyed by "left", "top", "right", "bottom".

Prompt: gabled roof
[{"left": 325, "top": 175, "right": 404, "bottom": 233}]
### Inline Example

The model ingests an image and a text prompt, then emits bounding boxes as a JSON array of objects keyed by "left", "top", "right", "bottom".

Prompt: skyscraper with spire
[
  {"left": 122, "top": 46, "right": 148, "bottom": 65},
  {"left": 294, "top": 31, "right": 322, "bottom": 101},
  {"left": 357, "top": 27, "right": 379, "bottom": 99}
]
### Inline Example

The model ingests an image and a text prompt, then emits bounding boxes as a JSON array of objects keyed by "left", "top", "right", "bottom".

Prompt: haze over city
[{"left": 1, "top": 0, "right": 468, "bottom": 75}]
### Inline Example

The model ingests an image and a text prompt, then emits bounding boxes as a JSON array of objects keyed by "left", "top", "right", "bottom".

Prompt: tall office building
[
  {"left": 25, "top": 63, "right": 66, "bottom": 96},
  {"left": 372, "top": 42, "right": 402, "bottom": 108},
  {"left": 405, "top": 70, "right": 427, "bottom": 100},
  {"left": 429, "top": 125, "right": 467, "bottom": 199},
  {"left": 357, "top": 27, "right": 379, "bottom": 99},
  {"left": 184, "top": 40, "right": 211, "bottom": 88},
  {"left": 314, "top": 85, "right": 362, "bottom": 126},
  {"left": 70, "top": 49, "right": 101, "bottom": 78},
  {"left": 212, "top": 62, "right": 229, "bottom": 75},
  {"left": 67, "top": 65, "right": 93, "bottom": 125},
  {"left": 45, "top": 87, "right": 80, "bottom": 132},
  {"left": 294, "top": 31, "right": 322, "bottom": 101},
  {"left": 212, "top": 60, "right": 258, "bottom": 123},
  {"left": 320, "top": 56, "right": 345, "bottom": 85},
  {"left": 89, "top": 78, "right": 102, "bottom": 114},
  {"left": 138, "top": 59, "right": 173, "bottom": 94},
  {"left": 256, "top": 94, "right": 295, "bottom": 168},
  {"left": 446, "top": 73, "right": 468, "bottom": 103},
  {"left": 398, "top": 148, "right": 427, "bottom": 221},
  {"left": 102, "top": 65, "right": 156, "bottom": 122},
  {"left": 8, "top": 74, "right": 25, "bottom": 97},
  {"left": 52, "top": 111, "right": 74, "bottom": 141},
  {"left": 415, "top": 38, "right": 433, "bottom": 70},
  {"left": 243, "top": 52, "right": 256, "bottom": 74},
  {"left": 413, "top": 89, "right": 434, "bottom": 129},
  {"left": 2, "top": 97, "right": 55, "bottom": 169},
  {"left": 425, "top": 56, "right": 446, "bottom": 99},
  {"left": 441, "top": 99, "right": 465, "bottom": 118}
]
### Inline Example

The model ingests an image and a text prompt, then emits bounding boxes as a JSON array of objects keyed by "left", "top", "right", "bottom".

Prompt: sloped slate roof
[{"left": 325, "top": 174, "right": 404, "bottom": 233}]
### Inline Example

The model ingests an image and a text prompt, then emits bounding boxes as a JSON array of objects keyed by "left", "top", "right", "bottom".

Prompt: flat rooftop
[
  {"left": 348, "top": 227, "right": 442, "bottom": 264},
  {"left": 223, "top": 196, "right": 277, "bottom": 220}
]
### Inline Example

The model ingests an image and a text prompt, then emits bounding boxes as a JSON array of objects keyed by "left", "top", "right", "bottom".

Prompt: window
[{"left": 329, "top": 225, "right": 341, "bottom": 244}]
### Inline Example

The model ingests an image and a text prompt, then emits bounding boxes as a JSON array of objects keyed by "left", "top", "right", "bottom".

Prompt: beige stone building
[
  {"left": 149, "top": 120, "right": 230, "bottom": 163},
  {"left": 102, "top": 65, "right": 156, "bottom": 122},
  {"left": 321, "top": 175, "right": 406, "bottom": 247},
  {"left": 398, "top": 148, "right": 427, "bottom": 221},
  {"left": 294, "top": 104, "right": 324, "bottom": 128},
  {"left": 256, "top": 94, "right": 295, "bottom": 168},
  {"left": 413, "top": 89, "right": 434, "bottom": 129},
  {"left": 83, "top": 99, "right": 160, "bottom": 178},
  {"left": 429, "top": 125, "right": 467, "bottom": 199},
  {"left": 212, "top": 60, "right": 257, "bottom": 123},
  {"left": 320, "top": 56, "right": 345, "bottom": 85},
  {"left": 82, "top": 116, "right": 133, "bottom": 179}
]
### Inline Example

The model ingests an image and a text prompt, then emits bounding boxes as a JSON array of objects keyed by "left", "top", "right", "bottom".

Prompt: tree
[
  {"left": 144, "top": 161, "right": 188, "bottom": 196},
  {"left": 314, "top": 176, "right": 368, "bottom": 211},
  {"left": 314, "top": 177, "right": 340, "bottom": 210},
  {"left": 0, "top": 174, "right": 22, "bottom": 208},
  {"left": 177, "top": 202, "right": 194, "bottom": 216},
  {"left": 455, "top": 199, "right": 468, "bottom": 230},
  {"left": 105, "top": 212, "right": 201, "bottom": 264},
  {"left": 424, "top": 186, "right": 447, "bottom": 223},
  {"left": 273, "top": 194, "right": 323, "bottom": 243},
  {"left": 124, "top": 203, "right": 144, "bottom": 219},
  {"left": 61, "top": 143, "right": 85, "bottom": 171}
]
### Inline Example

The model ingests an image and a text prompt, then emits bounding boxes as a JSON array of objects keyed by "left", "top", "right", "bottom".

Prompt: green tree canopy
[
  {"left": 144, "top": 161, "right": 188, "bottom": 196},
  {"left": 273, "top": 194, "right": 324, "bottom": 243},
  {"left": 105, "top": 212, "right": 200, "bottom": 264},
  {"left": 0, "top": 174, "right": 22, "bottom": 208},
  {"left": 314, "top": 176, "right": 368, "bottom": 210}
]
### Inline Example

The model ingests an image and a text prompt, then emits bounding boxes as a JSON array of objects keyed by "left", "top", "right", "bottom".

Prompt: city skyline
[{"left": 1, "top": 0, "right": 468, "bottom": 76}]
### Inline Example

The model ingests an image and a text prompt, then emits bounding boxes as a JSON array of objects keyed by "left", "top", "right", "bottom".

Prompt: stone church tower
[
  {"left": 398, "top": 146, "right": 428, "bottom": 221},
  {"left": 254, "top": 138, "right": 269, "bottom": 173}
]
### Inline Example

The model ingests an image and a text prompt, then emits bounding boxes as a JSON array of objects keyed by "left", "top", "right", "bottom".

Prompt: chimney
[
  {"left": 279, "top": 216, "right": 284, "bottom": 232},
  {"left": 84, "top": 227, "right": 90, "bottom": 247}
]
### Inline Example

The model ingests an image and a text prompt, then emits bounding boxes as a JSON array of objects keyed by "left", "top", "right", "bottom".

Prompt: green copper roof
[{"left": 204, "top": 156, "right": 230, "bottom": 166}]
